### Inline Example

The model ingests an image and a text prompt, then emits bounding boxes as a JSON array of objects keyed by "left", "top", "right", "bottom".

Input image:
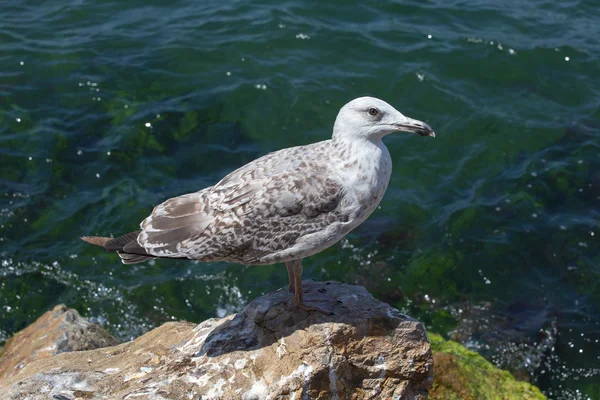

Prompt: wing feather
[{"left": 136, "top": 141, "right": 345, "bottom": 262}]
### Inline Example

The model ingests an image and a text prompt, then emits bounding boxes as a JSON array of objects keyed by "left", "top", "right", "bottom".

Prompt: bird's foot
[
  {"left": 293, "top": 286, "right": 337, "bottom": 315},
  {"left": 295, "top": 298, "right": 335, "bottom": 315}
]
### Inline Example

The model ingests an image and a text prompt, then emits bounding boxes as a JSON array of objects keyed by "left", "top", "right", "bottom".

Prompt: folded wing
[{"left": 138, "top": 161, "right": 345, "bottom": 264}]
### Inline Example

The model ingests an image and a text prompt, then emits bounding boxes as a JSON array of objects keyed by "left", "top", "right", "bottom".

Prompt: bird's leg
[
  {"left": 291, "top": 259, "right": 334, "bottom": 315},
  {"left": 285, "top": 260, "right": 295, "bottom": 293},
  {"left": 292, "top": 259, "right": 304, "bottom": 306}
]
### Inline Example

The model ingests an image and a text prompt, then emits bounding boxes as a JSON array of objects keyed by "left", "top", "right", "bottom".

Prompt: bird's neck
[{"left": 332, "top": 136, "right": 391, "bottom": 167}]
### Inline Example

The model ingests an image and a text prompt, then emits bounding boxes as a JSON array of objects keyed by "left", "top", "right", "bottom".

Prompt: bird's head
[{"left": 332, "top": 96, "right": 435, "bottom": 141}]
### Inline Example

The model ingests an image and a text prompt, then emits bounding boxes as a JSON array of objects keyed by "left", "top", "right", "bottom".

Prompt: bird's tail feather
[
  {"left": 117, "top": 251, "right": 154, "bottom": 265},
  {"left": 81, "top": 231, "right": 155, "bottom": 265},
  {"left": 80, "top": 236, "right": 111, "bottom": 247}
]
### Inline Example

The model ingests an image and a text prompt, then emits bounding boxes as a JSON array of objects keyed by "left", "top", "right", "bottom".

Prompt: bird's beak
[{"left": 393, "top": 116, "right": 435, "bottom": 137}]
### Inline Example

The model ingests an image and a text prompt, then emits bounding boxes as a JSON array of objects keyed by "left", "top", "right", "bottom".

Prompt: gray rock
[{"left": 0, "top": 281, "right": 433, "bottom": 399}]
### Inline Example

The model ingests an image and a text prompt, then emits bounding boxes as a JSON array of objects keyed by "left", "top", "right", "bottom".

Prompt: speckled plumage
[{"left": 139, "top": 139, "right": 378, "bottom": 265}]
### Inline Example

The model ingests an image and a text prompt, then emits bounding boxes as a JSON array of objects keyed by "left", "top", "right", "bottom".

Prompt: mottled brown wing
[
  {"left": 138, "top": 169, "right": 344, "bottom": 263},
  {"left": 137, "top": 141, "right": 342, "bottom": 261}
]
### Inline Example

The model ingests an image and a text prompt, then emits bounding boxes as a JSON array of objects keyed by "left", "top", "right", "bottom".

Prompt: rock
[
  {"left": 0, "top": 304, "right": 119, "bottom": 381},
  {"left": 429, "top": 333, "right": 546, "bottom": 400},
  {"left": 0, "top": 281, "right": 432, "bottom": 400}
]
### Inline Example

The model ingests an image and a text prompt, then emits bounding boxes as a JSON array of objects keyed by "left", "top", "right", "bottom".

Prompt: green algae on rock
[{"left": 429, "top": 333, "right": 546, "bottom": 400}]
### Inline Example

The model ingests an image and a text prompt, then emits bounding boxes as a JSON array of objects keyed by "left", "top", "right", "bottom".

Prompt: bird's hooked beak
[{"left": 393, "top": 116, "right": 435, "bottom": 137}]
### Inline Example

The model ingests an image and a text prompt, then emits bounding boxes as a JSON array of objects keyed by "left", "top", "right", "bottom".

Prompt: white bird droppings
[{"left": 276, "top": 337, "right": 288, "bottom": 359}]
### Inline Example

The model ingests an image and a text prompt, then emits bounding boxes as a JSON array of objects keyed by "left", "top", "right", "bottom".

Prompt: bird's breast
[{"left": 335, "top": 141, "right": 392, "bottom": 223}]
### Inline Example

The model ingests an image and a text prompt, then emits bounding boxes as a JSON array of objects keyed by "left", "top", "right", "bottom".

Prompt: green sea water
[{"left": 1, "top": 0, "right": 599, "bottom": 398}]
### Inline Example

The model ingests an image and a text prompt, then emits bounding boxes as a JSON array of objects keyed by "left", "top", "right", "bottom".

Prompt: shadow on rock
[{"left": 197, "top": 280, "right": 412, "bottom": 358}]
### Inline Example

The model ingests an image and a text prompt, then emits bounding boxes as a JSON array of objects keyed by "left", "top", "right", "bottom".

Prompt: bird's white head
[{"left": 332, "top": 96, "right": 435, "bottom": 142}]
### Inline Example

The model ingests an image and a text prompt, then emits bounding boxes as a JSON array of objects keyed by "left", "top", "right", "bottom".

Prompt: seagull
[{"left": 82, "top": 97, "right": 435, "bottom": 314}]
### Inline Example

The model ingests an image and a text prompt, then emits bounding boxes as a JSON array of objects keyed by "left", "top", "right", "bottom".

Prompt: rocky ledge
[
  {"left": 0, "top": 281, "right": 433, "bottom": 400},
  {"left": 0, "top": 304, "right": 119, "bottom": 381}
]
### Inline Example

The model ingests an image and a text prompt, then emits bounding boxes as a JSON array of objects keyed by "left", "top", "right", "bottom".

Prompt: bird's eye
[{"left": 368, "top": 108, "right": 379, "bottom": 116}]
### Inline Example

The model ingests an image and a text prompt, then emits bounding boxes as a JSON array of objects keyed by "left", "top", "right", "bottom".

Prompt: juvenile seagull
[{"left": 82, "top": 97, "right": 435, "bottom": 313}]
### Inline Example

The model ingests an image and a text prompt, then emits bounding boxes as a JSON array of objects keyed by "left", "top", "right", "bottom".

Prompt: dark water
[{"left": 1, "top": 0, "right": 599, "bottom": 398}]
